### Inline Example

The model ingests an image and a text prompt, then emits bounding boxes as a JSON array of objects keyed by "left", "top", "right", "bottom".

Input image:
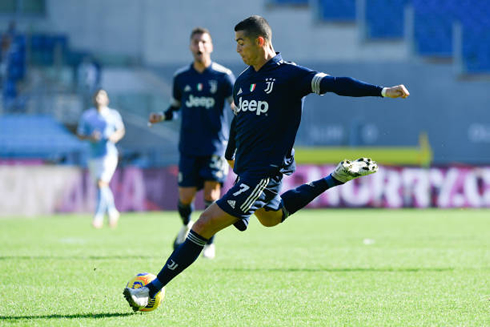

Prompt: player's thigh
[
  {"left": 203, "top": 180, "right": 221, "bottom": 202},
  {"left": 216, "top": 173, "right": 283, "bottom": 231},
  {"left": 88, "top": 155, "right": 117, "bottom": 183},
  {"left": 192, "top": 202, "right": 239, "bottom": 239},
  {"left": 178, "top": 187, "right": 198, "bottom": 205}
]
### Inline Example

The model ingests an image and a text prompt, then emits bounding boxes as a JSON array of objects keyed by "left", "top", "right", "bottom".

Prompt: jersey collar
[
  {"left": 191, "top": 61, "right": 213, "bottom": 74},
  {"left": 255, "top": 52, "right": 283, "bottom": 73}
]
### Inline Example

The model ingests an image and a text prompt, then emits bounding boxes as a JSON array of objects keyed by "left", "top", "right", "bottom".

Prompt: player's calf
[{"left": 280, "top": 157, "right": 378, "bottom": 220}]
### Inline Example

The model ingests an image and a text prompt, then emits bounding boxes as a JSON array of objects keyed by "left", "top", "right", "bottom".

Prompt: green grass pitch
[{"left": 0, "top": 209, "right": 489, "bottom": 326}]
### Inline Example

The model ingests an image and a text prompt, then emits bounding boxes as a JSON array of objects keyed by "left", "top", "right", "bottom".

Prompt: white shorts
[{"left": 88, "top": 155, "right": 118, "bottom": 183}]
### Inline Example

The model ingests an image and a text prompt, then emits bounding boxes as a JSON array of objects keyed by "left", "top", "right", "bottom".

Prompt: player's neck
[
  {"left": 193, "top": 59, "right": 211, "bottom": 73},
  {"left": 252, "top": 46, "right": 276, "bottom": 71}
]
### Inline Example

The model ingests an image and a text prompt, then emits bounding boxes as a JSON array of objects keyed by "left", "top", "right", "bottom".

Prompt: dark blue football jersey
[
  {"left": 172, "top": 62, "right": 235, "bottom": 156},
  {"left": 232, "top": 53, "right": 321, "bottom": 177},
  {"left": 231, "top": 53, "right": 383, "bottom": 177}
]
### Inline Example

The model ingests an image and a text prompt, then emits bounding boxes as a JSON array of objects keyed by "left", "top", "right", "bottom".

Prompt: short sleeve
[
  {"left": 290, "top": 64, "right": 318, "bottom": 98},
  {"left": 113, "top": 110, "right": 124, "bottom": 130}
]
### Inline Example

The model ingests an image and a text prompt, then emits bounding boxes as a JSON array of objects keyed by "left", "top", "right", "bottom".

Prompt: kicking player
[
  {"left": 124, "top": 15, "right": 409, "bottom": 310},
  {"left": 148, "top": 27, "right": 235, "bottom": 259},
  {"left": 77, "top": 89, "right": 125, "bottom": 228}
]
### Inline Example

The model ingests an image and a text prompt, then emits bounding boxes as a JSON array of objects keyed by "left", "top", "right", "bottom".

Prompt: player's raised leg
[
  {"left": 123, "top": 203, "right": 238, "bottom": 311},
  {"left": 281, "top": 157, "right": 377, "bottom": 218},
  {"left": 256, "top": 158, "right": 378, "bottom": 227}
]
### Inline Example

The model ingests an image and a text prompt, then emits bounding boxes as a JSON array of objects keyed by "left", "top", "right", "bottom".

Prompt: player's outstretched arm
[
  {"left": 316, "top": 76, "right": 409, "bottom": 99},
  {"left": 382, "top": 85, "right": 410, "bottom": 99}
]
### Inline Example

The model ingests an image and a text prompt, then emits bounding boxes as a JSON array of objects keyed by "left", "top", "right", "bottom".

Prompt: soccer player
[
  {"left": 148, "top": 27, "right": 235, "bottom": 259},
  {"left": 77, "top": 89, "right": 125, "bottom": 229},
  {"left": 124, "top": 15, "right": 409, "bottom": 310}
]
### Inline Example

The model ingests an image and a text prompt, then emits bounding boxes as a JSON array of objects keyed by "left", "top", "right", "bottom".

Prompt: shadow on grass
[
  {"left": 221, "top": 267, "right": 456, "bottom": 273},
  {"left": 0, "top": 312, "right": 135, "bottom": 320}
]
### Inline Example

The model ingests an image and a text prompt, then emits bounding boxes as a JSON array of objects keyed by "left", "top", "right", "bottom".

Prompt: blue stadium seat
[
  {"left": 317, "top": 0, "right": 356, "bottom": 22},
  {"left": 458, "top": 1, "right": 490, "bottom": 72},
  {"left": 0, "top": 115, "right": 88, "bottom": 165},
  {"left": 463, "top": 27, "right": 490, "bottom": 72},
  {"left": 412, "top": 0, "right": 490, "bottom": 72},
  {"left": 29, "top": 33, "right": 68, "bottom": 66},
  {"left": 412, "top": 0, "right": 456, "bottom": 57},
  {"left": 269, "top": 0, "right": 308, "bottom": 4},
  {"left": 365, "top": 0, "right": 407, "bottom": 39}
]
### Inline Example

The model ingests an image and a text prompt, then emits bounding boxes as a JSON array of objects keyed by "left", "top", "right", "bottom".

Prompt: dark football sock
[
  {"left": 281, "top": 174, "right": 342, "bottom": 218},
  {"left": 147, "top": 230, "right": 208, "bottom": 298},
  {"left": 177, "top": 201, "right": 194, "bottom": 225}
]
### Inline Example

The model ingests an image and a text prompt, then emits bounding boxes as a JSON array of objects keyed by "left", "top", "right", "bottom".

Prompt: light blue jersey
[{"left": 77, "top": 107, "right": 124, "bottom": 158}]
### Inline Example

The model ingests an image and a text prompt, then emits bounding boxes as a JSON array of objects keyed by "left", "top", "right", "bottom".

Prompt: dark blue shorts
[
  {"left": 216, "top": 172, "right": 284, "bottom": 231},
  {"left": 178, "top": 154, "right": 228, "bottom": 190}
]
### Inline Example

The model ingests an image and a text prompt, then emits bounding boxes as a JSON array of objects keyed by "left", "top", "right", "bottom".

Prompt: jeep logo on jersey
[
  {"left": 236, "top": 97, "right": 269, "bottom": 115},
  {"left": 185, "top": 95, "right": 215, "bottom": 109}
]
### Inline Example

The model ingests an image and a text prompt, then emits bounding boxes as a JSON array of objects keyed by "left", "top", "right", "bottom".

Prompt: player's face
[
  {"left": 190, "top": 32, "right": 213, "bottom": 64},
  {"left": 93, "top": 90, "right": 109, "bottom": 107},
  {"left": 235, "top": 31, "right": 260, "bottom": 66}
]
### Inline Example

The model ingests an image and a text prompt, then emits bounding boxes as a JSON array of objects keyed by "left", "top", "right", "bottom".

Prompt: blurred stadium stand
[
  {"left": 0, "top": 0, "right": 490, "bottom": 169},
  {"left": 317, "top": 0, "right": 356, "bottom": 22},
  {"left": 411, "top": 0, "right": 490, "bottom": 72},
  {"left": 364, "top": 0, "right": 407, "bottom": 40},
  {"left": 0, "top": 114, "right": 87, "bottom": 164},
  {"left": 267, "top": 0, "right": 309, "bottom": 5}
]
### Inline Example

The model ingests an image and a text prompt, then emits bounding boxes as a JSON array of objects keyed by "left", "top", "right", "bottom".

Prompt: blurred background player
[
  {"left": 148, "top": 27, "right": 235, "bottom": 259},
  {"left": 77, "top": 89, "right": 125, "bottom": 228},
  {"left": 124, "top": 15, "right": 409, "bottom": 310}
]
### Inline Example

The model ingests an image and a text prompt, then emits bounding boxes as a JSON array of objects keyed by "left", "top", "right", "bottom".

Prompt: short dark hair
[
  {"left": 190, "top": 27, "right": 211, "bottom": 40},
  {"left": 234, "top": 15, "right": 272, "bottom": 42}
]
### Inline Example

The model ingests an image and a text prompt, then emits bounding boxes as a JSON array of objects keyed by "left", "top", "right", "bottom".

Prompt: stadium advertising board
[{"left": 1, "top": 165, "right": 490, "bottom": 216}]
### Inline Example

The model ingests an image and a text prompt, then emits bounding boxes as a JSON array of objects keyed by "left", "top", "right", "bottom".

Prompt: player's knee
[
  {"left": 192, "top": 211, "right": 220, "bottom": 239},
  {"left": 193, "top": 210, "right": 215, "bottom": 232},
  {"left": 179, "top": 193, "right": 194, "bottom": 205},
  {"left": 192, "top": 216, "right": 208, "bottom": 235},
  {"left": 204, "top": 195, "right": 219, "bottom": 203},
  {"left": 204, "top": 188, "right": 220, "bottom": 202}
]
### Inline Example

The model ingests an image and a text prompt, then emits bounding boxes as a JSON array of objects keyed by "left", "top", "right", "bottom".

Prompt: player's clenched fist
[
  {"left": 149, "top": 112, "right": 165, "bottom": 124},
  {"left": 383, "top": 85, "right": 410, "bottom": 99}
]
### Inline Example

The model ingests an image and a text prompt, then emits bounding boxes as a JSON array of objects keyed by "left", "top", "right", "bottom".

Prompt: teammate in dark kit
[
  {"left": 148, "top": 27, "right": 235, "bottom": 259},
  {"left": 125, "top": 15, "right": 409, "bottom": 310}
]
